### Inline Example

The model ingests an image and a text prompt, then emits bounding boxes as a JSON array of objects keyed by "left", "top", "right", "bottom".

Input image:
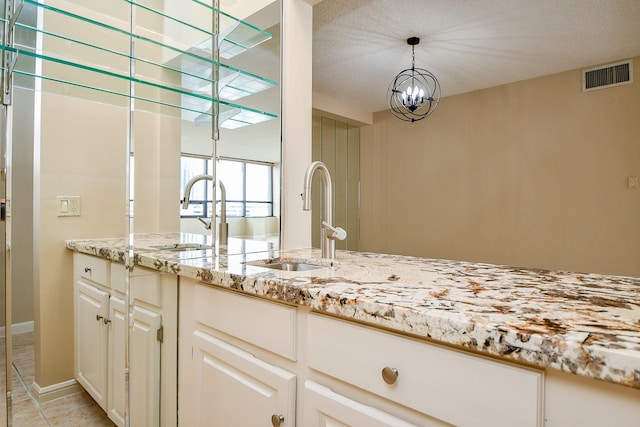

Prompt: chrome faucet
[
  {"left": 181, "top": 174, "right": 228, "bottom": 245},
  {"left": 302, "top": 161, "right": 346, "bottom": 259}
]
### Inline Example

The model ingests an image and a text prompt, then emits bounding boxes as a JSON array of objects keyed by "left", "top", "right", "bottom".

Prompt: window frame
[{"left": 180, "top": 155, "right": 274, "bottom": 219}]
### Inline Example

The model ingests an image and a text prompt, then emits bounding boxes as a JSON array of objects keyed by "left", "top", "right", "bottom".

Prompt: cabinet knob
[
  {"left": 96, "top": 314, "right": 104, "bottom": 322},
  {"left": 381, "top": 366, "right": 399, "bottom": 385},
  {"left": 84, "top": 267, "right": 91, "bottom": 274},
  {"left": 271, "top": 414, "right": 285, "bottom": 427},
  {"left": 103, "top": 317, "right": 111, "bottom": 325}
]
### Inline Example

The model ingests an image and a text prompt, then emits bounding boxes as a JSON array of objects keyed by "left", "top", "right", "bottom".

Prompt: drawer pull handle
[
  {"left": 382, "top": 366, "right": 399, "bottom": 384},
  {"left": 271, "top": 414, "right": 285, "bottom": 427},
  {"left": 84, "top": 267, "right": 91, "bottom": 274}
]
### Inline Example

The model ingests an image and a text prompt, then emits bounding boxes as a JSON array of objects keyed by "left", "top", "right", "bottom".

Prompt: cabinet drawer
[
  {"left": 111, "top": 264, "right": 162, "bottom": 307},
  {"left": 75, "top": 253, "right": 109, "bottom": 286},
  {"left": 307, "top": 314, "right": 543, "bottom": 427},
  {"left": 110, "top": 263, "right": 126, "bottom": 294},
  {"left": 194, "top": 285, "right": 296, "bottom": 361}
]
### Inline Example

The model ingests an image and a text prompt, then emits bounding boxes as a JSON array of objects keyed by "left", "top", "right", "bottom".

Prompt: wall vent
[{"left": 582, "top": 60, "right": 633, "bottom": 92}]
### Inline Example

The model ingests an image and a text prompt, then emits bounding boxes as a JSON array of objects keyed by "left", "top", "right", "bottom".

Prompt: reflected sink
[
  {"left": 260, "top": 262, "right": 323, "bottom": 271},
  {"left": 150, "top": 243, "right": 210, "bottom": 251},
  {"left": 247, "top": 259, "right": 325, "bottom": 271}
]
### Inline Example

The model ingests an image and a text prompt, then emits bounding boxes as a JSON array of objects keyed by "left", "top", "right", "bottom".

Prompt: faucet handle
[{"left": 322, "top": 221, "right": 347, "bottom": 241}]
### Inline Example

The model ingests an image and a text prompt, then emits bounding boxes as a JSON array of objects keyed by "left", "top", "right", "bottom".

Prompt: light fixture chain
[{"left": 412, "top": 45, "right": 415, "bottom": 70}]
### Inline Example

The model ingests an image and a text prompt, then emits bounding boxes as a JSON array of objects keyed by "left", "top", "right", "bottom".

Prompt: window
[
  {"left": 180, "top": 155, "right": 213, "bottom": 218},
  {"left": 180, "top": 155, "right": 273, "bottom": 218}
]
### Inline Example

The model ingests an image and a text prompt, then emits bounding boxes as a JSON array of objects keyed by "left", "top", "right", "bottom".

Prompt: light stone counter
[{"left": 66, "top": 233, "right": 640, "bottom": 389}]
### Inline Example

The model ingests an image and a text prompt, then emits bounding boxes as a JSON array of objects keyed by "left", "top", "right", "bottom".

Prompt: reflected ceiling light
[{"left": 387, "top": 37, "right": 441, "bottom": 123}]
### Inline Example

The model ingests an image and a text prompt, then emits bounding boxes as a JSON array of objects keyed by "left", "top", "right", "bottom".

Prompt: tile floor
[{"left": 0, "top": 332, "right": 115, "bottom": 426}]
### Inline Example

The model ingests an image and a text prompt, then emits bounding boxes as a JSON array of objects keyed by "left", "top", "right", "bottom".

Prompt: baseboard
[
  {"left": 0, "top": 320, "right": 34, "bottom": 338},
  {"left": 32, "top": 378, "right": 82, "bottom": 403}
]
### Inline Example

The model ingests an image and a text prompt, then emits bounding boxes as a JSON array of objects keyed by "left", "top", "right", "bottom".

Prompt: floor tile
[{"left": 0, "top": 331, "right": 115, "bottom": 426}]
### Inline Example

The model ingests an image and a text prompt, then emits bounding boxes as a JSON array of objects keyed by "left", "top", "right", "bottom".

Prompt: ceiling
[{"left": 312, "top": 0, "right": 640, "bottom": 113}]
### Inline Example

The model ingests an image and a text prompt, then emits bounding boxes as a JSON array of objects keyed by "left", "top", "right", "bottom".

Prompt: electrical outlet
[
  {"left": 57, "top": 196, "right": 81, "bottom": 217},
  {"left": 627, "top": 176, "right": 638, "bottom": 190}
]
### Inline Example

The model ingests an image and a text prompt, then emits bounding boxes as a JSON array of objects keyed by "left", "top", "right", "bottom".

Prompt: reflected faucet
[
  {"left": 181, "top": 174, "right": 228, "bottom": 245},
  {"left": 302, "top": 161, "right": 346, "bottom": 259}
]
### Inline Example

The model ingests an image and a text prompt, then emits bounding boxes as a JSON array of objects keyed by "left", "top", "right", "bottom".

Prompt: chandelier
[{"left": 387, "top": 37, "right": 441, "bottom": 122}]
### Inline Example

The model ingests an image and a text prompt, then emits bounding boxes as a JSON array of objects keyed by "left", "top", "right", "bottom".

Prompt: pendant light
[{"left": 387, "top": 37, "right": 441, "bottom": 122}]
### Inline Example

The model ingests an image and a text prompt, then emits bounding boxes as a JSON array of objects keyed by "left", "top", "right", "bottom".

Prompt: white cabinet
[
  {"left": 73, "top": 253, "right": 177, "bottom": 427},
  {"left": 179, "top": 280, "right": 296, "bottom": 427},
  {"left": 179, "top": 279, "right": 640, "bottom": 427},
  {"left": 75, "top": 280, "right": 109, "bottom": 408}
]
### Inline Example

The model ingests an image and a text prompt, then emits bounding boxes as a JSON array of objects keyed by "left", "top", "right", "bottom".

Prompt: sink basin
[
  {"left": 150, "top": 243, "right": 210, "bottom": 251},
  {"left": 248, "top": 259, "right": 324, "bottom": 271},
  {"left": 260, "top": 262, "right": 323, "bottom": 271}
]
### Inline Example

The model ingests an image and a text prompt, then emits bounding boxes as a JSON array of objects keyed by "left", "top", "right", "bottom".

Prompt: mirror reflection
[
  {"left": 179, "top": 1, "right": 281, "bottom": 249},
  {"left": 2, "top": 0, "right": 281, "bottom": 425}
]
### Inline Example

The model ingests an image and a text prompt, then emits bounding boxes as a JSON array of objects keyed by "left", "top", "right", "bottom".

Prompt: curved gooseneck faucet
[
  {"left": 302, "top": 161, "right": 346, "bottom": 259},
  {"left": 181, "top": 174, "right": 228, "bottom": 244}
]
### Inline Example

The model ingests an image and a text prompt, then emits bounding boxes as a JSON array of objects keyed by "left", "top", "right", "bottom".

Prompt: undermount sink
[
  {"left": 248, "top": 259, "right": 324, "bottom": 271},
  {"left": 260, "top": 262, "right": 323, "bottom": 271},
  {"left": 150, "top": 243, "right": 210, "bottom": 251}
]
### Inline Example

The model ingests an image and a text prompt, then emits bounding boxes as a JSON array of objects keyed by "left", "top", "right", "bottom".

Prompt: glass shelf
[
  {"left": 194, "top": 104, "right": 277, "bottom": 129},
  {"left": 12, "top": 0, "right": 278, "bottom": 127},
  {"left": 1, "top": 42, "right": 276, "bottom": 126},
  {"left": 192, "top": 0, "right": 273, "bottom": 59}
]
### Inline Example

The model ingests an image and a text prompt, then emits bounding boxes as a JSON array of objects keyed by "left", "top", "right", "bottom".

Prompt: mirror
[
  {"left": 5, "top": 1, "right": 38, "bottom": 423},
  {"left": 0, "top": 0, "right": 282, "bottom": 425},
  {"left": 179, "top": 1, "right": 281, "bottom": 252},
  {"left": 6, "top": 1, "right": 132, "bottom": 425}
]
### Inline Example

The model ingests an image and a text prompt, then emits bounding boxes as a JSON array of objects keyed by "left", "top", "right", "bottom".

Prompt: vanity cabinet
[
  {"left": 178, "top": 279, "right": 543, "bottom": 426},
  {"left": 178, "top": 278, "right": 640, "bottom": 427},
  {"left": 179, "top": 280, "right": 296, "bottom": 427},
  {"left": 73, "top": 253, "right": 177, "bottom": 427}
]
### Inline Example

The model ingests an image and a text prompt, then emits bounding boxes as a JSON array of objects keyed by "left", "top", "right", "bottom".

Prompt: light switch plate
[{"left": 57, "top": 196, "right": 81, "bottom": 217}]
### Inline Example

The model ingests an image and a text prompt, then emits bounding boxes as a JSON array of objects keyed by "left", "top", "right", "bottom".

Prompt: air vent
[{"left": 582, "top": 60, "right": 633, "bottom": 92}]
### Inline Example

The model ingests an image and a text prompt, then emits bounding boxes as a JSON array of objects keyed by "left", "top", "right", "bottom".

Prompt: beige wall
[
  {"left": 360, "top": 56, "right": 640, "bottom": 277},
  {"left": 10, "top": 87, "right": 35, "bottom": 325},
  {"left": 281, "top": 0, "right": 314, "bottom": 249},
  {"left": 36, "top": 93, "right": 128, "bottom": 387}
]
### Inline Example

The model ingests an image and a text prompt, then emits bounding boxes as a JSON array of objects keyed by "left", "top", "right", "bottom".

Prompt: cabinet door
[
  {"left": 130, "top": 305, "right": 162, "bottom": 427},
  {"left": 191, "top": 330, "right": 296, "bottom": 427},
  {"left": 75, "top": 280, "right": 109, "bottom": 410},
  {"left": 107, "top": 294, "right": 127, "bottom": 427},
  {"left": 303, "top": 381, "right": 418, "bottom": 427}
]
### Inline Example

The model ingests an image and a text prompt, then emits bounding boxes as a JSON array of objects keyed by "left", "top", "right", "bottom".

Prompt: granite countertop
[{"left": 66, "top": 233, "right": 640, "bottom": 389}]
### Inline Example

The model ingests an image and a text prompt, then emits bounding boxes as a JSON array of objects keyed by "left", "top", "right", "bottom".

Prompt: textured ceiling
[{"left": 313, "top": 0, "right": 640, "bottom": 113}]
